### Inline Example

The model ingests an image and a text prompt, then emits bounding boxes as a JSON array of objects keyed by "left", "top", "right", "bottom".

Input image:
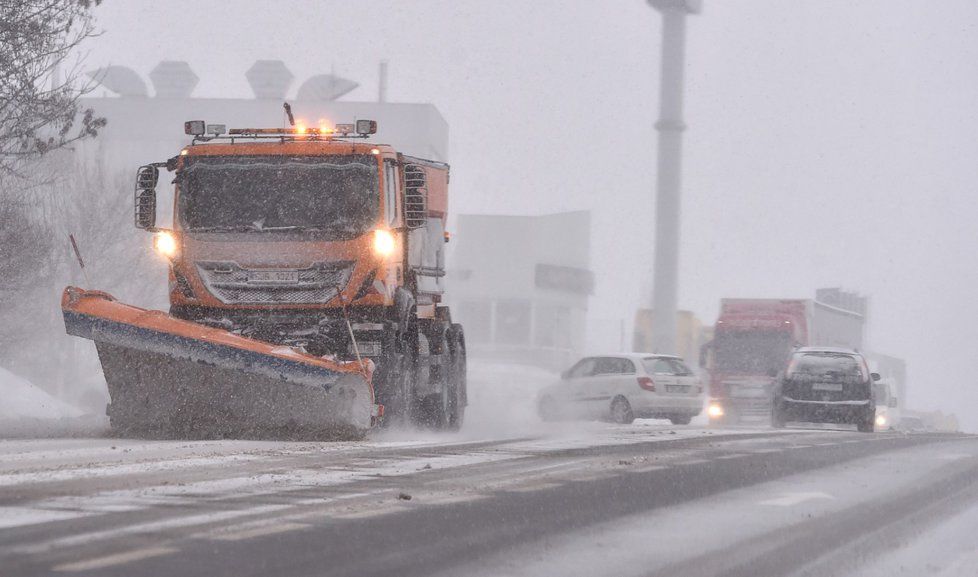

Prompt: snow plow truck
[{"left": 62, "top": 119, "right": 466, "bottom": 439}]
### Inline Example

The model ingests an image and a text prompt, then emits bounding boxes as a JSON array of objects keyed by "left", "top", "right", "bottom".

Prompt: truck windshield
[
  {"left": 714, "top": 331, "right": 793, "bottom": 374},
  {"left": 177, "top": 155, "right": 379, "bottom": 237}
]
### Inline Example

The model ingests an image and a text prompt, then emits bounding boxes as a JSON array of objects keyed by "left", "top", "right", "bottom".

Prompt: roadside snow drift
[{"left": 0, "top": 366, "right": 89, "bottom": 437}]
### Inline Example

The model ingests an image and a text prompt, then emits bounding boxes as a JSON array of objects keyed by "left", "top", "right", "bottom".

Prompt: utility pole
[{"left": 647, "top": 0, "right": 700, "bottom": 354}]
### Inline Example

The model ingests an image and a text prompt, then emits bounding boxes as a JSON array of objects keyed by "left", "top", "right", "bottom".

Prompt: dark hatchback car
[{"left": 772, "top": 347, "right": 880, "bottom": 432}]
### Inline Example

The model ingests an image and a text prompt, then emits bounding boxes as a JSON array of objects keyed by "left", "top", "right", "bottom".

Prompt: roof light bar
[{"left": 187, "top": 119, "right": 378, "bottom": 139}]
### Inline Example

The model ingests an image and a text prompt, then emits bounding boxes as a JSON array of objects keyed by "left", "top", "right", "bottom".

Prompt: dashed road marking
[
  {"left": 0, "top": 507, "right": 93, "bottom": 530},
  {"left": 52, "top": 546, "right": 178, "bottom": 572},
  {"left": 759, "top": 491, "right": 834, "bottom": 507},
  {"left": 717, "top": 453, "right": 750, "bottom": 460},
  {"left": 627, "top": 465, "right": 669, "bottom": 473},
  {"left": 674, "top": 459, "right": 711, "bottom": 466},
  {"left": 207, "top": 522, "right": 309, "bottom": 542}
]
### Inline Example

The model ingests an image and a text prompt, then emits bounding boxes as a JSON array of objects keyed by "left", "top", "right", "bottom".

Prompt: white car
[{"left": 537, "top": 354, "right": 705, "bottom": 425}]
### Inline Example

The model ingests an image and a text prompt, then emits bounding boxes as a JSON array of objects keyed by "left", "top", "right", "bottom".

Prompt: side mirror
[
  {"left": 403, "top": 164, "right": 427, "bottom": 229},
  {"left": 871, "top": 372, "right": 881, "bottom": 382},
  {"left": 766, "top": 368, "right": 778, "bottom": 378},
  {"left": 134, "top": 165, "right": 159, "bottom": 230}
]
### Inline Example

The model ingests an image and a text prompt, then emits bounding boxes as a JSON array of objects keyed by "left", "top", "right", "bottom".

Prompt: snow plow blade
[{"left": 61, "top": 286, "right": 376, "bottom": 440}]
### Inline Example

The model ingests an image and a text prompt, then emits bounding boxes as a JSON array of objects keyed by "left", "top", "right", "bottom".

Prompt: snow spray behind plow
[{"left": 61, "top": 287, "right": 376, "bottom": 440}]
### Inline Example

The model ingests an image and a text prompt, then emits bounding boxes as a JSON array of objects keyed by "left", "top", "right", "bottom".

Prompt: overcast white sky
[{"left": 83, "top": 1, "right": 978, "bottom": 427}]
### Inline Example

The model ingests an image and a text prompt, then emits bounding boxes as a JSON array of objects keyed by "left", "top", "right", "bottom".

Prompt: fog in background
[{"left": 81, "top": 1, "right": 978, "bottom": 429}]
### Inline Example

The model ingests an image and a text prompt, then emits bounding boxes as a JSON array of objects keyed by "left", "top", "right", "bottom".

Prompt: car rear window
[
  {"left": 787, "top": 353, "right": 868, "bottom": 380},
  {"left": 643, "top": 358, "right": 676, "bottom": 375}
]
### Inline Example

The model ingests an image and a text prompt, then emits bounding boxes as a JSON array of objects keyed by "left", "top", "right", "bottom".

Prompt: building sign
[{"left": 534, "top": 264, "right": 594, "bottom": 295}]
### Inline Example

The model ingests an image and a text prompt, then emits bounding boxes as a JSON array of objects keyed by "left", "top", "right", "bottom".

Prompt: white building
[
  {"left": 447, "top": 211, "right": 592, "bottom": 370},
  {"left": 77, "top": 61, "right": 448, "bottom": 179}
]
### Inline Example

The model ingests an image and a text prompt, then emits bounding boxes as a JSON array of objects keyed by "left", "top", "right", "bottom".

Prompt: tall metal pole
[{"left": 648, "top": 0, "right": 700, "bottom": 354}]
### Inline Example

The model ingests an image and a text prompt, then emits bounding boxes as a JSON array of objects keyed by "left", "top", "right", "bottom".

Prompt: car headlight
[{"left": 707, "top": 402, "right": 724, "bottom": 418}]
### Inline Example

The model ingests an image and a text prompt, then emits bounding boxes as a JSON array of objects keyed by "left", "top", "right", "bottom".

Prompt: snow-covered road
[{"left": 0, "top": 424, "right": 974, "bottom": 576}]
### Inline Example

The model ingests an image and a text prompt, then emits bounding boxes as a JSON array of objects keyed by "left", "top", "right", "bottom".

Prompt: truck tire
[
  {"left": 417, "top": 326, "right": 452, "bottom": 430},
  {"left": 445, "top": 323, "right": 467, "bottom": 431},
  {"left": 377, "top": 313, "right": 419, "bottom": 427}
]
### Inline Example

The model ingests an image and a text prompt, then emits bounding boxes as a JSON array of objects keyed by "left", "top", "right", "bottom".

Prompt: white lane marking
[
  {"left": 568, "top": 471, "right": 620, "bottom": 482},
  {"left": 330, "top": 504, "right": 409, "bottom": 519},
  {"left": 751, "top": 448, "right": 783, "bottom": 454},
  {"left": 759, "top": 491, "right": 835, "bottom": 507},
  {"left": 0, "top": 454, "right": 263, "bottom": 488},
  {"left": 0, "top": 507, "right": 92, "bottom": 530},
  {"left": 717, "top": 453, "right": 749, "bottom": 460},
  {"left": 674, "top": 459, "right": 711, "bottom": 466},
  {"left": 788, "top": 445, "right": 814, "bottom": 449},
  {"left": 11, "top": 505, "right": 292, "bottom": 556},
  {"left": 814, "top": 442, "right": 838, "bottom": 447},
  {"left": 628, "top": 465, "right": 669, "bottom": 473},
  {"left": 52, "top": 546, "right": 178, "bottom": 572},
  {"left": 207, "top": 522, "right": 309, "bottom": 542},
  {"left": 504, "top": 481, "right": 563, "bottom": 493},
  {"left": 940, "top": 453, "right": 973, "bottom": 460}
]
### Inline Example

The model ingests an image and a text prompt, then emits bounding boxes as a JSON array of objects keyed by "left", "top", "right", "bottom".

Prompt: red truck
[{"left": 701, "top": 291, "right": 865, "bottom": 425}]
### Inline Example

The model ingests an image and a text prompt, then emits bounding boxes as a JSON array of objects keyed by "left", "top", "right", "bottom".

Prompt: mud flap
[{"left": 61, "top": 287, "right": 376, "bottom": 439}]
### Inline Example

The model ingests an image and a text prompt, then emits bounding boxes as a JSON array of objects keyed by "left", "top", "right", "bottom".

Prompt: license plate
[
  {"left": 247, "top": 270, "right": 299, "bottom": 284},
  {"left": 666, "top": 385, "right": 688, "bottom": 393},
  {"left": 812, "top": 382, "right": 843, "bottom": 392},
  {"left": 352, "top": 341, "right": 382, "bottom": 357}
]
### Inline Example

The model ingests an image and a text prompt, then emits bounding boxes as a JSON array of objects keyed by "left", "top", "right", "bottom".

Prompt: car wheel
[
  {"left": 669, "top": 414, "right": 692, "bottom": 426},
  {"left": 857, "top": 412, "right": 875, "bottom": 433},
  {"left": 610, "top": 397, "right": 634, "bottom": 425}
]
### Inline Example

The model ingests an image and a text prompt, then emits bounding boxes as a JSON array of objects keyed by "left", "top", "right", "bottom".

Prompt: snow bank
[{"left": 0, "top": 366, "right": 101, "bottom": 438}]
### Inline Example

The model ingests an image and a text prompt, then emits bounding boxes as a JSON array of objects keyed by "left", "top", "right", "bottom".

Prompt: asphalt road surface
[{"left": 1, "top": 424, "right": 975, "bottom": 577}]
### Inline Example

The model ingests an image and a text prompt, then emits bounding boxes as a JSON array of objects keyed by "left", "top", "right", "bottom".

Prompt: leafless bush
[{"left": 0, "top": 0, "right": 106, "bottom": 179}]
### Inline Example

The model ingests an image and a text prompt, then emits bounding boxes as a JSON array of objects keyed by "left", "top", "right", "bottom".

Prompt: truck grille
[{"left": 196, "top": 261, "right": 354, "bottom": 305}]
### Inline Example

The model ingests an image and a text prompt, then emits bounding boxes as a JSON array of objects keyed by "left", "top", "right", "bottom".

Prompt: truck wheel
[
  {"left": 445, "top": 324, "right": 467, "bottom": 431},
  {"left": 417, "top": 328, "right": 452, "bottom": 430},
  {"left": 377, "top": 317, "right": 419, "bottom": 427},
  {"left": 610, "top": 397, "right": 634, "bottom": 425}
]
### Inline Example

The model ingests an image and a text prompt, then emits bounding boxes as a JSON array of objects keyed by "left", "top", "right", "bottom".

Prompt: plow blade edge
[{"left": 61, "top": 287, "right": 375, "bottom": 439}]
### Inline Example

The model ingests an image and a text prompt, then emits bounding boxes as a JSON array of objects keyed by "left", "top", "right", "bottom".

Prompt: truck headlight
[
  {"left": 373, "top": 229, "right": 395, "bottom": 257},
  {"left": 707, "top": 402, "right": 724, "bottom": 418},
  {"left": 154, "top": 231, "right": 178, "bottom": 259}
]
